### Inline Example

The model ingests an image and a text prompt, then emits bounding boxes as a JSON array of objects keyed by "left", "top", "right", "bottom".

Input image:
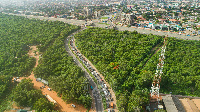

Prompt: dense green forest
[
  {"left": 160, "top": 38, "right": 200, "bottom": 96},
  {"left": 33, "top": 29, "right": 92, "bottom": 108},
  {"left": 74, "top": 27, "right": 200, "bottom": 111},
  {"left": 0, "top": 75, "right": 13, "bottom": 111},
  {"left": 0, "top": 13, "right": 68, "bottom": 77},
  {"left": 75, "top": 27, "right": 164, "bottom": 111},
  {"left": 0, "top": 13, "right": 91, "bottom": 110}
]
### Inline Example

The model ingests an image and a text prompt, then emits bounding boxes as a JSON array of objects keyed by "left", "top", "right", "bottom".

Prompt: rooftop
[{"left": 162, "top": 95, "right": 178, "bottom": 112}]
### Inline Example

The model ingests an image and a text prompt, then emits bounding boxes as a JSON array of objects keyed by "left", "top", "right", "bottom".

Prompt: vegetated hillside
[
  {"left": 74, "top": 27, "right": 164, "bottom": 111},
  {"left": 0, "top": 13, "right": 91, "bottom": 110},
  {"left": 34, "top": 29, "right": 92, "bottom": 108}
]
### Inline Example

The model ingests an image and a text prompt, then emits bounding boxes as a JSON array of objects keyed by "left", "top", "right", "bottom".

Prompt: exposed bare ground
[{"left": 12, "top": 46, "right": 91, "bottom": 112}]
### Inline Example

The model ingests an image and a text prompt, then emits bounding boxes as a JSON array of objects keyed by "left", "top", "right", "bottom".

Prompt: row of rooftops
[{"left": 157, "top": 94, "right": 200, "bottom": 112}]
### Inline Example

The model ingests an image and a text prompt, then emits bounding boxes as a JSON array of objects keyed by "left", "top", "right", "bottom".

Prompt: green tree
[
  {"left": 33, "top": 98, "right": 54, "bottom": 112},
  {"left": 127, "top": 89, "right": 149, "bottom": 112}
]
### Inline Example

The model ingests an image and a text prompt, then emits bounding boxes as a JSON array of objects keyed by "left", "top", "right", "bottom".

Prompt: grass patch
[
  {"left": 98, "top": 23, "right": 110, "bottom": 25},
  {"left": 101, "top": 17, "right": 108, "bottom": 19}
]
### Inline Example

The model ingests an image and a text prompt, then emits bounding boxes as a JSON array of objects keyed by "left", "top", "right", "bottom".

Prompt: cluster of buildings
[
  {"left": 1, "top": 0, "right": 200, "bottom": 35},
  {"left": 148, "top": 94, "right": 200, "bottom": 112},
  {"left": 99, "top": 0, "right": 200, "bottom": 35}
]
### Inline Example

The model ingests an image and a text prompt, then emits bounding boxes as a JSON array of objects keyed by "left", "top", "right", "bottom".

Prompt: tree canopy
[
  {"left": 74, "top": 27, "right": 200, "bottom": 111},
  {"left": 12, "top": 79, "right": 54, "bottom": 110},
  {"left": 0, "top": 13, "right": 91, "bottom": 110}
]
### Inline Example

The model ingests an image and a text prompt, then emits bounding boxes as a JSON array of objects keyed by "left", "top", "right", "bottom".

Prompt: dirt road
[{"left": 20, "top": 46, "right": 89, "bottom": 112}]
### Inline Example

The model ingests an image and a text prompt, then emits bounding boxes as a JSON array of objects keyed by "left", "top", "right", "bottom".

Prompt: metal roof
[{"left": 162, "top": 95, "right": 178, "bottom": 112}]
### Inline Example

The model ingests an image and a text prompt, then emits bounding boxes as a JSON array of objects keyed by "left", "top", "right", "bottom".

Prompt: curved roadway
[{"left": 65, "top": 31, "right": 103, "bottom": 112}]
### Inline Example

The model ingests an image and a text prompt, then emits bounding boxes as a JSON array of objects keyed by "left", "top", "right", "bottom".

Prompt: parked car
[
  {"left": 107, "top": 103, "right": 110, "bottom": 108},
  {"left": 104, "top": 84, "right": 107, "bottom": 89},
  {"left": 47, "top": 88, "right": 51, "bottom": 91},
  {"left": 71, "top": 104, "right": 76, "bottom": 108}
]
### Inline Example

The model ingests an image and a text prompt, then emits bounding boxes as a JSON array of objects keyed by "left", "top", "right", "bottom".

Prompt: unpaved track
[{"left": 21, "top": 46, "right": 88, "bottom": 112}]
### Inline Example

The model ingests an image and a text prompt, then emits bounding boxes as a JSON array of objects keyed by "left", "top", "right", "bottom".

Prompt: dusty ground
[{"left": 12, "top": 46, "right": 93, "bottom": 112}]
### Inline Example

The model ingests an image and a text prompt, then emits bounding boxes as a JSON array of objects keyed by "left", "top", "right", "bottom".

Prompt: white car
[
  {"left": 104, "top": 84, "right": 107, "bottom": 89},
  {"left": 47, "top": 88, "right": 51, "bottom": 91},
  {"left": 71, "top": 104, "right": 76, "bottom": 108},
  {"left": 104, "top": 90, "right": 108, "bottom": 96}
]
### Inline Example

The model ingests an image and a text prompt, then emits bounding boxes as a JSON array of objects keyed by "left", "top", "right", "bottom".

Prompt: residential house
[{"left": 188, "top": 20, "right": 195, "bottom": 25}]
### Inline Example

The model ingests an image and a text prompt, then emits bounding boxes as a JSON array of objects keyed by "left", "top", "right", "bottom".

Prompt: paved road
[
  {"left": 65, "top": 31, "right": 103, "bottom": 112},
  {"left": 7, "top": 13, "right": 199, "bottom": 40},
  {"left": 94, "top": 24, "right": 200, "bottom": 41},
  {"left": 71, "top": 36, "right": 117, "bottom": 112}
]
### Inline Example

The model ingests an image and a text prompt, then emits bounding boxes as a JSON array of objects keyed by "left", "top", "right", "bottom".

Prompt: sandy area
[{"left": 12, "top": 46, "right": 92, "bottom": 112}]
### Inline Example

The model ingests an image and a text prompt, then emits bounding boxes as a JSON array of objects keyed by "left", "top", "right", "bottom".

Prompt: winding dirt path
[{"left": 19, "top": 46, "right": 89, "bottom": 112}]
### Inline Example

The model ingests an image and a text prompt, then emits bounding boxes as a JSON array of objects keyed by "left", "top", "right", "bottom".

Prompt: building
[
  {"left": 83, "top": 7, "right": 92, "bottom": 17},
  {"left": 150, "top": 94, "right": 200, "bottom": 112},
  {"left": 94, "top": 10, "right": 101, "bottom": 18},
  {"left": 120, "top": 13, "right": 135, "bottom": 25}
]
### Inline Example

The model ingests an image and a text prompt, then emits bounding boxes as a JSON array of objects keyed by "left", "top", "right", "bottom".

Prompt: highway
[
  {"left": 6, "top": 13, "right": 199, "bottom": 41},
  {"left": 94, "top": 24, "right": 200, "bottom": 41},
  {"left": 65, "top": 31, "right": 103, "bottom": 112}
]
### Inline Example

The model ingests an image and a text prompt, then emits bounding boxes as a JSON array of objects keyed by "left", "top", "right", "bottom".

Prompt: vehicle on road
[
  {"left": 47, "top": 88, "right": 51, "bottom": 91},
  {"left": 45, "top": 94, "right": 57, "bottom": 105},
  {"left": 104, "top": 84, "right": 107, "bottom": 89},
  {"left": 71, "top": 104, "right": 76, "bottom": 108},
  {"left": 110, "top": 102, "right": 114, "bottom": 108},
  {"left": 91, "top": 86, "right": 93, "bottom": 90}
]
